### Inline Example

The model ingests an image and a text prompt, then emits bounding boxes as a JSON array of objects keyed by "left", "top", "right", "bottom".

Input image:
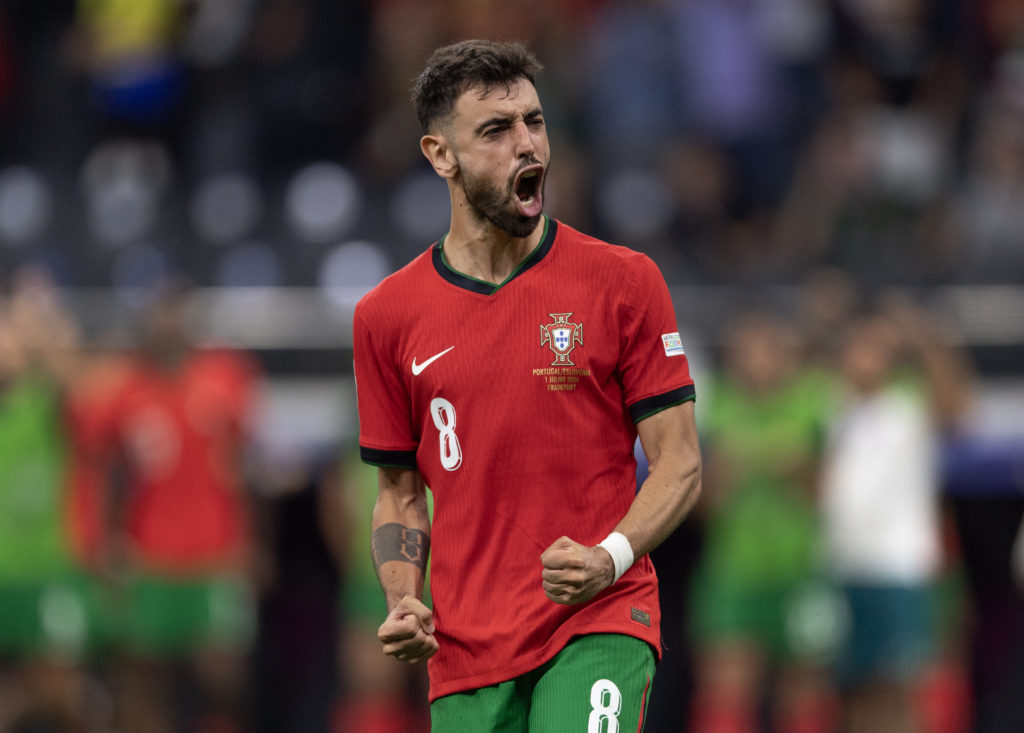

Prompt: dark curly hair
[{"left": 412, "top": 40, "right": 543, "bottom": 134}]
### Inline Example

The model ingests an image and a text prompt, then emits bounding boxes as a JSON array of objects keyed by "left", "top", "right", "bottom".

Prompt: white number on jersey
[
  {"left": 430, "top": 397, "right": 462, "bottom": 471},
  {"left": 588, "top": 678, "right": 622, "bottom": 732}
]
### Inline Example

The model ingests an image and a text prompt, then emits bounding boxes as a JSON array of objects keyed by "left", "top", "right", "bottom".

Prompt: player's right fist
[{"left": 378, "top": 595, "right": 439, "bottom": 663}]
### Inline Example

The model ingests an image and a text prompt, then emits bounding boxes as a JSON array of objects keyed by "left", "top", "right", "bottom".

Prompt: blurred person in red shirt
[{"left": 68, "top": 283, "right": 263, "bottom": 733}]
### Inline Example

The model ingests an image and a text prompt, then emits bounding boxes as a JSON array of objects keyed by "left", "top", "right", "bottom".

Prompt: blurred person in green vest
[
  {"left": 0, "top": 268, "right": 113, "bottom": 732},
  {"left": 688, "top": 310, "right": 840, "bottom": 733}
]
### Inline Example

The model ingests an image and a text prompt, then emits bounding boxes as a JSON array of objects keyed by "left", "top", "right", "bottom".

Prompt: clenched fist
[
  {"left": 540, "top": 535, "right": 615, "bottom": 605},
  {"left": 378, "top": 595, "right": 438, "bottom": 663}
]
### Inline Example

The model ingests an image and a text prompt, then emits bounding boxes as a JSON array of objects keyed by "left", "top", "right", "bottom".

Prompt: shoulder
[
  {"left": 553, "top": 220, "right": 664, "bottom": 288},
  {"left": 555, "top": 220, "right": 651, "bottom": 264},
  {"left": 354, "top": 246, "right": 435, "bottom": 323}
]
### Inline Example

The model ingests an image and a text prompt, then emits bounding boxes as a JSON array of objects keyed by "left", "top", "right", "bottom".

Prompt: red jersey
[
  {"left": 66, "top": 355, "right": 134, "bottom": 567},
  {"left": 353, "top": 218, "right": 696, "bottom": 700},
  {"left": 83, "top": 349, "right": 259, "bottom": 573}
]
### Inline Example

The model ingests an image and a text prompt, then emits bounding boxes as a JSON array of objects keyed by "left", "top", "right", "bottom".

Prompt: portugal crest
[{"left": 540, "top": 313, "right": 583, "bottom": 366}]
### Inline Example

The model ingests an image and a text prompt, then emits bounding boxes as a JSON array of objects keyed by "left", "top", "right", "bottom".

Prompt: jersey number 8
[{"left": 430, "top": 397, "right": 462, "bottom": 471}]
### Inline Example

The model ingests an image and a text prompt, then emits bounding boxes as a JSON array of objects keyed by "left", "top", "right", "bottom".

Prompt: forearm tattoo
[{"left": 372, "top": 523, "right": 430, "bottom": 572}]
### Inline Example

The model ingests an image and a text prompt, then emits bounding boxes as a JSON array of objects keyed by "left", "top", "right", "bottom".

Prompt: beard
[{"left": 461, "top": 159, "right": 545, "bottom": 238}]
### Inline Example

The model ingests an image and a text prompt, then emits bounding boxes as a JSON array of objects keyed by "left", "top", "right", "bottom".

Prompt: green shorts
[
  {"left": 0, "top": 573, "right": 112, "bottom": 660},
  {"left": 690, "top": 569, "right": 844, "bottom": 665},
  {"left": 430, "top": 633, "right": 655, "bottom": 733},
  {"left": 118, "top": 573, "right": 255, "bottom": 657}
]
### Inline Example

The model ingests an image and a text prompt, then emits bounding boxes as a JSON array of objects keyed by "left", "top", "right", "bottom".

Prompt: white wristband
[{"left": 598, "top": 531, "right": 634, "bottom": 584}]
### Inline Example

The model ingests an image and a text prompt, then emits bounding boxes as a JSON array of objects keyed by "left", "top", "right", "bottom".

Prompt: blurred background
[{"left": 0, "top": 0, "right": 1022, "bottom": 731}]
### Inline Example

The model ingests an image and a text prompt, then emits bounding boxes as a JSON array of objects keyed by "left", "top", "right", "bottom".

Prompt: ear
[{"left": 420, "top": 134, "right": 458, "bottom": 180}]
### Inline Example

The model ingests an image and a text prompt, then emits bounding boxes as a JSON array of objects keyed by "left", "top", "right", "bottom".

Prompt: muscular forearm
[
  {"left": 371, "top": 468, "right": 431, "bottom": 611},
  {"left": 370, "top": 467, "right": 438, "bottom": 662},
  {"left": 614, "top": 449, "right": 701, "bottom": 559},
  {"left": 617, "top": 401, "right": 702, "bottom": 559}
]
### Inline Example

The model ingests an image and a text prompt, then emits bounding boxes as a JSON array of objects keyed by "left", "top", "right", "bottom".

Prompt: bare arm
[
  {"left": 617, "top": 399, "right": 702, "bottom": 556},
  {"left": 371, "top": 466, "right": 437, "bottom": 662},
  {"left": 882, "top": 295, "right": 976, "bottom": 429},
  {"left": 541, "top": 400, "right": 702, "bottom": 604}
]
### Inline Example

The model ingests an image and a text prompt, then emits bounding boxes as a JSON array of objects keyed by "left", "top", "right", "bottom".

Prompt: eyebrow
[{"left": 474, "top": 107, "right": 544, "bottom": 136}]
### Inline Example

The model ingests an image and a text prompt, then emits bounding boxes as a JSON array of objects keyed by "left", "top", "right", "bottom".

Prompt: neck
[{"left": 442, "top": 215, "right": 545, "bottom": 285}]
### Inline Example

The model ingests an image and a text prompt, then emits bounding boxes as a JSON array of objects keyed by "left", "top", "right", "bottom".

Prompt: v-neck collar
[{"left": 431, "top": 217, "right": 557, "bottom": 295}]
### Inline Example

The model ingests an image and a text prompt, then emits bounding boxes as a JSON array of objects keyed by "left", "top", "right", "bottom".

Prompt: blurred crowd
[
  {"left": 0, "top": 0, "right": 1022, "bottom": 291},
  {"left": 0, "top": 1, "right": 1022, "bottom": 733}
]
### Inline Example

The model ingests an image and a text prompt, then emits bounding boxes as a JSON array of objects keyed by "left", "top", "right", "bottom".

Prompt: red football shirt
[
  {"left": 353, "top": 218, "right": 695, "bottom": 700},
  {"left": 94, "top": 349, "right": 259, "bottom": 573}
]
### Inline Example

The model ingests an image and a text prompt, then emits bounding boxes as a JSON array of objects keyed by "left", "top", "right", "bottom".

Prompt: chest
[{"left": 394, "top": 285, "right": 624, "bottom": 419}]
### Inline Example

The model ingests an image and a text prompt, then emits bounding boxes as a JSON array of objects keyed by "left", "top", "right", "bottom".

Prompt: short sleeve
[
  {"left": 352, "top": 299, "right": 418, "bottom": 468},
  {"left": 617, "top": 254, "right": 696, "bottom": 423}
]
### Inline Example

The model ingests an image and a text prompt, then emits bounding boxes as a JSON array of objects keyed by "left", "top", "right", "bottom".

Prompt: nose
[{"left": 512, "top": 120, "right": 535, "bottom": 157}]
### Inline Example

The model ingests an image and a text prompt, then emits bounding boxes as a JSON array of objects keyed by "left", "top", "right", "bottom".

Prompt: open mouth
[
  {"left": 513, "top": 165, "right": 544, "bottom": 216},
  {"left": 516, "top": 170, "right": 540, "bottom": 202}
]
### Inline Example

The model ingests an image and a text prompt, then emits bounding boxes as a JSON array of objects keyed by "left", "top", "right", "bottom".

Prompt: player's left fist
[{"left": 540, "top": 535, "right": 615, "bottom": 605}]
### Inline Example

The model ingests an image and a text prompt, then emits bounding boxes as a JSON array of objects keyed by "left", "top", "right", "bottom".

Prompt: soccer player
[
  {"left": 352, "top": 40, "right": 702, "bottom": 732},
  {"left": 76, "top": 286, "right": 261, "bottom": 733}
]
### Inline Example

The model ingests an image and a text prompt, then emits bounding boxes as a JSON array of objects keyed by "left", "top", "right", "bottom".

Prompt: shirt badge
[
  {"left": 662, "top": 332, "right": 685, "bottom": 357},
  {"left": 540, "top": 313, "right": 583, "bottom": 366}
]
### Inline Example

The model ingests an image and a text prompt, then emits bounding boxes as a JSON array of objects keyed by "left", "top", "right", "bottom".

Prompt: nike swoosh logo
[{"left": 411, "top": 346, "right": 455, "bottom": 376}]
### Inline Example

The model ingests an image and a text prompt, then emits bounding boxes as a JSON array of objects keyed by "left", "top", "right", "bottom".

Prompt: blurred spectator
[
  {"left": 70, "top": 284, "right": 263, "bottom": 733},
  {"left": 831, "top": 0, "right": 969, "bottom": 106},
  {"left": 688, "top": 311, "right": 838, "bottom": 733},
  {"left": 0, "top": 269, "right": 113, "bottom": 732},
  {"left": 68, "top": 0, "right": 189, "bottom": 140},
  {"left": 666, "top": 0, "right": 832, "bottom": 211},
  {"left": 947, "top": 98, "right": 1024, "bottom": 282},
  {"left": 243, "top": 0, "right": 372, "bottom": 172},
  {"left": 580, "top": 0, "right": 683, "bottom": 168},
  {"left": 820, "top": 297, "right": 973, "bottom": 733},
  {"left": 776, "top": 58, "right": 962, "bottom": 285},
  {"left": 659, "top": 140, "right": 735, "bottom": 281}
]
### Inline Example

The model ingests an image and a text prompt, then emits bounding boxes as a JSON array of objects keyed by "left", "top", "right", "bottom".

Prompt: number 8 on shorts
[{"left": 589, "top": 679, "right": 622, "bottom": 732}]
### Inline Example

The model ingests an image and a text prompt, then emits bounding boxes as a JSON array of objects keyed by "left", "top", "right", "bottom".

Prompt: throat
[{"left": 443, "top": 226, "right": 542, "bottom": 285}]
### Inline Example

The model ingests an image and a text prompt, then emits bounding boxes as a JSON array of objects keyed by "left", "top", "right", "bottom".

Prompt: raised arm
[
  {"left": 371, "top": 466, "right": 437, "bottom": 663},
  {"left": 541, "top": 400, "right": 702, "bottom": 604}
]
